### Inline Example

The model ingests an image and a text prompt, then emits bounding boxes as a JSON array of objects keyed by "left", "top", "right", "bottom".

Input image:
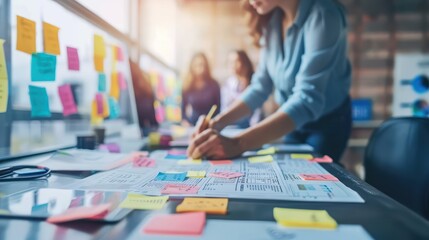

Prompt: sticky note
[
  {"left": 177, "top": 198, "right": 228, "bottom": 215},
  {"left": 187, "top": 171, "right": 206, "bottom": 178},
  {"left": 47, "top": 203, "right": 111, "bottom": 223},
  {"left": 43, "top": 22, "right": 60, "bottom": 55},
  {"left": 209, "top": 172, "right": 244, "bottom": 179},
  {"left": 155, "top": 172, "right": 187, "bottom": 182},
  {"left": 143, "top": 212, "right": 206, "bottom": 236},
  {"left": 248, "top": 155, "right": 273, "bottom": 164},
  {"left": 108, "top": 96, "right": 120, "bottom": 119},
  {"left": 168, "top": 149, "right": 187, "bottom": 155},
  {"left": 110, "top": 72, "right": 120, "bottom": 100},
  {"left": 310, "top": 155, "right": 333, "bottom": 163},
  {"left": 91, "top": 99, "right": 103, "bottom": 125},
  {"left": 257, "top": 147, "right": 276, "bottom": 155},
  {"left": 93, "top": 34, "right": 106, "bottom": 58},
  {"left": 66, "top": 47, "right": 79, "bottom": 71},
  {"left": 98, "top": 73, "right": 106, "bottom": 92},
  {"left": 299, "top": 174, "right": 338, "bottom": 181},
  {"left": 0, "top": 39, "right": 8, "bottom": 113},
  {"left": 148, "top": 132, "right": 161, "bottom": 145},
  {"left": 118, "top": 72, "right": 127, "bottom": 90},
  {"left": 273, "top": 207, "right": 337, "bottom": 229},
  {"left": 16, "top": 16, "right": 36, "bottom": 54},
  {"left": 165, "top": 154, "right": 187, "bottom": 160},
  {"left": 116, "top": 46, "right": 124, "bottom": 61},
  {"left": 209, "top": 160, "right": 233, "bottom": 166},
  {"left": 133, "top": 157, "right": 156, "bottom": 168},
  {"left": 291, "top": 154, "right": 313, "bottom": 160},
  {"left": 58, "top": 84, "right": 77, "bottom": 116},
  {"left": 31, "top": 53, "right": 56, "bottom": 81},
  {"left": 178, "top": 159, "right": 202, "bottom": 165},
  {"left": 119, "top": 193, "right": 168, "bottom": 210},
  {"left": 95, "top": 93, "right": 104, "bottom": 115},
  {"left": 28, "top": 85, "right": 51, "bottom": 118},
  {"left": 94, "top": 55, "right": 104, "bottom": 72},
  {"left": 161, "top": 184, "right": 200, "bottom": 194},
  {"left": 102, "top": 94, "right": 109, "bottom": 118}
]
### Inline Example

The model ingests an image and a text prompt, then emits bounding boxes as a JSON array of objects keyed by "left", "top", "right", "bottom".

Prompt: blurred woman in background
[
  {"left": 222, "top": 50, "right": 261, "bottom": 128},
  {"left": 182, "top": 52, "right": 221, "bottom": 125}
]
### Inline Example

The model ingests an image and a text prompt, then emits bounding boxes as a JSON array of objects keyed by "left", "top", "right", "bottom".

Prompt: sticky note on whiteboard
[
  {"left": 31, "top": 53, "right": 56, "bottom": 81},
  {"left": 0, "top": 39, "right": 8, "bottom": 113},
  {"left": 28, "top": 85, "right": 51, "bottom": 118},
  {"left": 66, "top": 47, "right": 79, "bottom": 71},
  {"left": 58, "top": 84, "right": 77, "bottom": 116},
  {"left": 43, "top": 22, "right": 60, "bottom": 55},
  {"left": 16, "top": 16, "right": 36, "bottom": 54}
]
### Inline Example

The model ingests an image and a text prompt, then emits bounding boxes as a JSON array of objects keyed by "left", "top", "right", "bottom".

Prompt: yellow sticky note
[
  {"left": 16, "top": 16, "right": 36, "bottom": 54},
  {"left": 0, "top": 39, "right": 8, "bottom": 113},
  {"left": 273, "top": 208, "right": 337, "bottom": 229},
  {"left": 187, "top": 171, "right": 206, "bottom": 178},
  {"left": 178, "top": 159, "right": 202, "bottom": 165},
  {"left": 43, "top": 22, "right": 60, "bottom": 55},
  {"left": 291, "top": 154, "right": 313, "bottom": 160},
  {"left": 176, "top": 197, "right": 228, "bottom": 215},
  {"left": 248, "top": 155, "right": 274, "bottom": 163},
  {"left": 120, "top": 193, "right": 168, "bottom": 210},
  {"left": 93, "top": 34, "right": 106, "bottom": 58},
  {"left": 91, "top": 99, "right": 103, "bottom": 125},
  {"left": 257, "top": 147, "right": 276, "bottom": 155},
  {"left": 110, "top": 72, "right": 120, "bottom": 100},
  {"left": 148, "top": 132, "right": 161, "bottom": 145}
]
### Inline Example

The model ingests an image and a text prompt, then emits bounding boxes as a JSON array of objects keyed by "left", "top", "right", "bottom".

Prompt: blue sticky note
[
  {"left": 165, "top": 154, "right": 188, "bottom": 160},
  {"left": 155, "top": 172, "right": 187, "bottom": 181},
  {"left": 31, "top": 53, "right": 56, "bottom": 81},
  {"left": 29, "top": 85, "right": 51, "bottom": 117},
  {"left": 98, "top": 73, "right": 106, "bottom": 92},
  {"left": 108, "top": 96, "right": 120, "bottom": 119}
]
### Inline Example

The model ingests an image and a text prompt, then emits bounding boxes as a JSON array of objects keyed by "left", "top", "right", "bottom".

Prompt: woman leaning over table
[{"left": 187, "top": 0, "right": 352, "bottom": 164}]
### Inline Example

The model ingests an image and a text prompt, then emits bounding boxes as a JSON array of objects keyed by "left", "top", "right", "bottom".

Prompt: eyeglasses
[{"left": 0, "top": 165, "right": 51, "bottom": 181}]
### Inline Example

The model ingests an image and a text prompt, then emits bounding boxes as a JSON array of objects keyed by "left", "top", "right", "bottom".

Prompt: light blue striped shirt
[{"left": 240, "top": 0, "right": 351, "bottom": 129}]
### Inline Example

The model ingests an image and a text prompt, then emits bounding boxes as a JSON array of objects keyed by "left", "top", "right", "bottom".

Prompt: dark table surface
[{"left": 1, "top": 152, "right": 429, "bottom": 240}]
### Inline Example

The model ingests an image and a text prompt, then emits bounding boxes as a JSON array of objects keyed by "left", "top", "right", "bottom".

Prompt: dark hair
[{"left": 233, "top": 50, "right": 254, "bottom": 86}]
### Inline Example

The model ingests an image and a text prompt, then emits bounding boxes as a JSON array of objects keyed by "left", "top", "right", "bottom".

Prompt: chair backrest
[{"left": 365, "top": 117, "right": 429, "bottom": 219}]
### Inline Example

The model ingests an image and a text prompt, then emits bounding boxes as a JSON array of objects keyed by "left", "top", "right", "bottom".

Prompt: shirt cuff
[{"left": 279, "top": 94, "right": 317, "bottom": 129}]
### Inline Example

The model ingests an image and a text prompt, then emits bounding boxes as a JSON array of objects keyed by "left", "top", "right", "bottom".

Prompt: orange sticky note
[
  {"left": 143, "top": 212, "right": 206, "bottom": 236},
  {"left": 209, "top": 160, "right": 232, "bottom": 166},
  {"left": 93, "top": 55, "right": 104, "bottom": 72},
  {"left": 299, "top": 174, "right": 338, "bottom": 181},
  {"left": 91, "top": 99, "right": 103, "bottom": 125},
  {"left": 47, "top": 203, "right": 111, "bottom": 223},
  {"left": 176, "top": 198, "right": 228, "bottom": 215},
  {"left": 102, "top": 94, "right": 109, "bottom": 117},
  {"left": 43, "top": 22, "right": 60, "bottom": 55},
  {"left": 0, "top": 39, "right": 8, "bottom": 113},
  {"left": 110, "top": 72, "right": 120, "bottom": 100},
  {"left": 16, "top": 16, "right": 36, "bottom": 54}
]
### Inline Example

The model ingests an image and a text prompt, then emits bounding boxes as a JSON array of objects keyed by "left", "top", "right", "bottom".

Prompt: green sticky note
[
  {"left": 248, "top": 155, "right": 274, "bottom": 164},
  {"left": 98, "top": 73, "right": 106, "bottom": 92},
  {"left": 31, "top": 53, "right": 56, "bottom": 81},
  {"left": 291, "top": 154, "right": 313, "bottom": 160},
  {"left": 273, "top": 207, "right": 337, "bottom": 229},
  {"left": 29, "top": 85, "right": 51, "bottom": 117},
  {"left": 119, "top": 193, "right": 168, "bottom": 210}
]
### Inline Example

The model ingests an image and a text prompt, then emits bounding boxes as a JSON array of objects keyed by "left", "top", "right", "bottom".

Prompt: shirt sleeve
[
  {"left": 279, "top": 7, "right": 346, "bottom": 128},
  {"left": 239, "top": 47, "right": 273, "bottom": 111}
]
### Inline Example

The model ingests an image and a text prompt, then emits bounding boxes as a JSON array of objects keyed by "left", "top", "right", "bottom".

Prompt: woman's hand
[{"left": 187, "top": 128, "right": 243, "bottom": 159}]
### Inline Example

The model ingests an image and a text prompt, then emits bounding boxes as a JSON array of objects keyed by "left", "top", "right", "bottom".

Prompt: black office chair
[{"left": 364, "top": 117, "right": 429, "bottom": 219}]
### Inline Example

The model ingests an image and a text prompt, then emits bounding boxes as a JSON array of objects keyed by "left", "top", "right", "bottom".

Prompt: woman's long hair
[
  {"left": 240, "top": 0, "right": 273, "bottom": 47},
  {"left": 234, "top": 50, "right": 254, "bottom": 86},
  {"left": 183, "top": 52, "right": 214, "bottom": 92}
]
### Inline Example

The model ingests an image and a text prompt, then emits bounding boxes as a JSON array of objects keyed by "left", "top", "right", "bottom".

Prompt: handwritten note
[
  {"left": 118, "top": 72, "right": 127, "bottom": 90},
  {"left": 310, "top": 155, "right": 333, "bottom": 163},
  {"left": 177, "top": 198, "right": 228, "bottom": 215},
  {"left": 66, "top": 47, "right": 79, "bottom": 71},
  {"left": 31, "top": 53, "right": 56, "bottom": 81},
  {"left": 98, "top": 73, "right": 106, "bottom": 92},
  {"left": 248, "top": 155, "right": 274, "bottom": 164},
  {"left": 161, "top": 184, "right": 200, "bottom": 194},
  {"left": 133, "top": 157, "right": 156, "bottom": 168},
  {"left": 143, "top": 212, "right": 206, "bottom": 236},
  {"left": 119, "top": 194, "right": 168, "bottom": 210},
  {"left": 43, "top": 22, "right": 60, "bottom": 55},
  {"left": 47, "top": 203, "right": 111, "bottom": 223},
  {"left": 273, "top": 207, "right": 337, "bottom": 229},
  {"left": 209, "top": 172, "right": 244, "bottom": 179},
  {"left": 299, "top": 174, "right": 338, "bottom": 181},
  {"left": 110, "top": 72, "right": 120, "bottom": 100},
  {"left": 58, "top": 84, "right": 77, "bottom": 116},
  {"left": 187, "top": 171, "right": 206, "bottom": 178},
  {"left": 0, "top": 39, "right": 8, "bottom": 113},
  {"left": 155, "top": 172, "right": 187, "bottom": 182},
  {"left": 257, "top": 147, "right": 276, "bottom": 155},
  {"left": 108, "top": 96, "right": 120, "bottom": 119},
  {"left": 177, "top": 159, "right": 202, "bottom": 165},
  {"left": 209, "top": 160, "right": 233, "bottom": 166},
  {"left": 16, "top": 16, "right": 36, "bottom": 54},
  {"left": 291, "top": 154, "right": 313, "bottom": 160},
  {"left": 28, "top": 85, "right": 51, "bottom": 118}
]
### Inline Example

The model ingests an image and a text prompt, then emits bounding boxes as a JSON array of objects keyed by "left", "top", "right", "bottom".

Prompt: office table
[{"left": 0, "top": 153, "right": 429, "bottom": 239}]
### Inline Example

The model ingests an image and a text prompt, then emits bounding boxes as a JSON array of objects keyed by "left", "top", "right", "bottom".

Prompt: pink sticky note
[
  {"left": 143, "top": 212, "right": 206, "bottom": 236},
  {"left": 133, "top": 157, "right": 156, "bottom": 168},
  {"left": 209, "top": 160, "right": 233, "bottom": 166},
  {"left": 116, "top": 46, "right": 124, "bottom": 61},
  {"left": 58, "top": 84, "right": 78, "bottom": 116},
  {"left": 161, "top": 184, "right": 200, "bottom": 194},
  {"left": 118, "top": 72, "right": 127, "bottom": 90},
  {"left": 168, "top": 149, "right": 187, "bottom": 155},
  {"left": 299, "top": 174, "right": 339, "bottom": 181},
  {"left": 209, "top": 172, "right": 244, "bottom": 179},
  {"left": 66, "top": 47, "right": 80, "bottom": 71},
  {"left": 47, "top": 203, "right": 111, "bottom": 223},
  {"left": 95, "top": 93, "right": 104, "bottom": 115},
  {"left": 310, "top": 155, "right": 333, "bottom": 163}
]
